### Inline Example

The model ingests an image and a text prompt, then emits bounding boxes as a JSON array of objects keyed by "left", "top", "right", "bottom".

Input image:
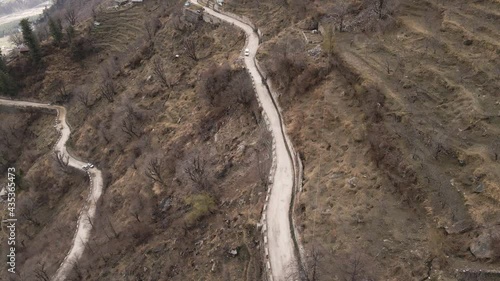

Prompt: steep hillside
[
  {"left": 218, "top": 0, "right": 500, "bottom": 280},
  {"left": 0, "top": 109, "right": 89, "bottom": 279},
  {"left": 1, "top": 0, "right": 271, "bottom": 280}
]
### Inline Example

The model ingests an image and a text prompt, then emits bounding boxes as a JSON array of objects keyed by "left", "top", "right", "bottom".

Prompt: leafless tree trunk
[
  {"left": 152, "top": 57, "right": 172, "bottom": 88},
  {"left": 129, "top": 196, "right": 143, "bottom": 222},
  {"left": 9, "top": 32, "right": 23, "bottom": 47},
  {"left": 145, "top": 157, "right": 166, "bottom": 185},
  {"left": 65, "top": 8, "right": 78, "bottom": 26},
  {"left": 34, "top": 262, "right": 50, "bottom": 281},
  {"left": 76, "top": 91, "right": 93, "bottom": 108},
  {"left": 99, "top": 80, "right": 116, "bottom": 102},
  {"left": 183, "top": 38, "right": 198, "bottom": 61},
  {"left": 298, "top": 245, "right": 322, "bottom": 281},
  {"left": 121, "top": 113, "right": 141, "bottom": 139},
  {"left": 85, "top": 213, "right": 95, "bottom": 228},
  {"left": 18, "top": 193, "right": 41, "bottom": 226},
  {"left": 184, "top": 153, "right": 209, "bottom": 190},
  {"left": 345, "top": 254, "right": 363, "bottom": 281},
  {"left": 51, "top": 79, "right": 69, "bottom": 99}
]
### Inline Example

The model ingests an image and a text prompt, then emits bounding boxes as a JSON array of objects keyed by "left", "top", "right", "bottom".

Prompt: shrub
[
  {"left": 70, "top": 36, "right": 94, "bottom": 61},
  {"left": 184, "top": 194, "right": 216, "bottom": 226}
]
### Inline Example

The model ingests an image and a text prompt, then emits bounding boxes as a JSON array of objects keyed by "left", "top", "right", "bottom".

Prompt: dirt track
[
  {"left": 0, "top": 98, "right": 103, "bottom": 281},
  {"left": 190, "top": 2, "right": 301, "bottom": 280}
]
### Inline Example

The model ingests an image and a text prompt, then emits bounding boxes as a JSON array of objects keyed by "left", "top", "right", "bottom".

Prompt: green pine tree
[
  {"left": 0, "top": 71, "right": 18, "bottom": 96},
  {"left": 48, "top": 17, "right": 63, "bottom": 45},
  {"left": 0, "top": 49, "right": 17, "bottom": 96},
  {"left": 66, "top": 25, "right": 75, "bottom": 43},
  {"left": 19, "top": 18, "right": 42, "bottom": 64},
  {"left": 0, "top": 49, "right": 7, "bottom": 72}
]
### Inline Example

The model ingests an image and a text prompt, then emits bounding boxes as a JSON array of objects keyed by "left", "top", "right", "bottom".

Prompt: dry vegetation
[
  {"left": 1, "top": 0, "right": 271, "bottom": 280},
  {"left": 0, "top": 109, "right": 89, "bottom": 280},
  {"left": 223, "top": 0, "right": 500, "bottom": 280},
  {"left": 3, "top": 0, "right": 499, "bottom": 280}
]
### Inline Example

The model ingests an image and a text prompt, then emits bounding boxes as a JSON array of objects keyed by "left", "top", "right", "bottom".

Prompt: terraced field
[{"left": 92, "top": 5, "right": 146, "bottom": 53}]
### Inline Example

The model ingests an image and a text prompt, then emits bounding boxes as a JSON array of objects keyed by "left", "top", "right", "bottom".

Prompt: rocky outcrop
[{"left": 470, "top": 226, "right": 500, "bottom": 260}]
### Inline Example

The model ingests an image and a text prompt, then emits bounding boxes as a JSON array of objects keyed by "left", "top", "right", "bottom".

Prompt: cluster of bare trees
[
  {"left": 323, "top": 0, "right": 397, "bottom": 34},
  {"left": 199, "top": 64, "right": 254, "bottom": 108},
  {"left": 294, "top": 246, "right": 373, "bottom": 281}
]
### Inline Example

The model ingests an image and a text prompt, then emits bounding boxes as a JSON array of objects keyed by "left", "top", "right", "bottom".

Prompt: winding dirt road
[
  {"left": 190, "top": 2, "right": 301, "bottom": 280},
  {"left": 0, "top": 98, "right": 103, "bottom": 281}
]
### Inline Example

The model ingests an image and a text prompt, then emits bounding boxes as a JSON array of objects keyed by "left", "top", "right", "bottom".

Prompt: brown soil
[{"left": 227, "top": 0, "right": 500, "bottom": 279}]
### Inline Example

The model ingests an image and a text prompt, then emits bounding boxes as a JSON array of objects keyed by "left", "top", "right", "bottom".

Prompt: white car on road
[{"left": 82, "top": 163, "right": 94, "bottom": 170}]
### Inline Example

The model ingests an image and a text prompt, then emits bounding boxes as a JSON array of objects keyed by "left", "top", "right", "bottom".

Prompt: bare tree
[
  {"left": 85, "top": 212, "right": 94, "bottom": 228},
  {"left": 183, "top": 38, "right": 198, "bottom": 61},
  {"left": 184, "top": 153, "right": 209, "bottom": 190},
  {"left": 339, "top": 253, "right": 375, "bottom": 281},
  {"left": 129, "top": 196, "right": 143, "bottom": 222},
  {"left": 18, "top": 195, "right": 40, "bottom": 226},
  {"left": 99, "top": 80, "right": 116, "bottom": 102},
  {"left": 9, "top": 32, "right": 23, "bottom": 47},
  {"left": 121, "top": 113, "right": 141, "bottom": 139},
  {"left": 50, "top": 79, "right": 69, "bottom": 100},
  {"left": 145, "top": 157, "right": 166, "bottom": 186},
  {"left": 33, "top": 262, "right": 50, "bottom": 281},
  {"left": 76, "top": 90, "right": 93, "bottom": 108},
  {"left": 152, "top": 57, "right": 173, "bottom": 88},
  {"left": 65, "top": 8, "right": 78, "bottom": 26}
]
